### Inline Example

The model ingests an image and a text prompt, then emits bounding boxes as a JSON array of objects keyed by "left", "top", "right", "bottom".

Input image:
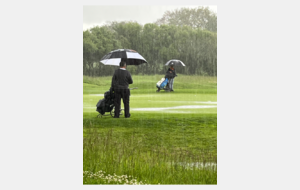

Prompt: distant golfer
[
  {"left": 165, "top": 63, "right": 177, "bottom": 91},
  {"left": 111, "top": 61, "right": 133, "bottom": 118}
]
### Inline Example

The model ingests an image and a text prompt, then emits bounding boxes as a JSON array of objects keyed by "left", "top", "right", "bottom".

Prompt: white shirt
[{"left": 120, "top": 68, "right": 126, "bottom": 70}]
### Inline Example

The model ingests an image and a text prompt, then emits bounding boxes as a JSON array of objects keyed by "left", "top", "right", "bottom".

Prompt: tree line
[{"left": 83, "top": 6, "right": 217, "bottom": 77}]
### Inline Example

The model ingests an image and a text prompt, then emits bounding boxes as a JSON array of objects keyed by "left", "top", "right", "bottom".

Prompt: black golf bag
[{"left": 96, "top": 88, "right": 115, "bottom": 115}]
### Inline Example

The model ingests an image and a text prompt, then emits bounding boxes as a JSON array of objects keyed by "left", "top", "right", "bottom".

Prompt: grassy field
[{"left": 83, "top": 75, "right": 217, "bottom": 184}]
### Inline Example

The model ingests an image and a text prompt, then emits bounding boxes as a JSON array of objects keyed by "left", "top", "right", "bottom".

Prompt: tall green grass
[{"left": 83, "top": 128, "right": 217, "bottom": 184}]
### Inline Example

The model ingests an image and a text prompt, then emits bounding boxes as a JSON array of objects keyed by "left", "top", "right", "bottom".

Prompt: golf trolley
[
  {"left": 96, "top": 87, "right": 138, "bottom": 118},
  {"left": 96, "top": 103, "right": 122, "bottom": 118}
]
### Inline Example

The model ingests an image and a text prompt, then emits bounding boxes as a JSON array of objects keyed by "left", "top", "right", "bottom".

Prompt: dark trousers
[{"left": 114, "top": 88, "right": 130, "bottom": 117}]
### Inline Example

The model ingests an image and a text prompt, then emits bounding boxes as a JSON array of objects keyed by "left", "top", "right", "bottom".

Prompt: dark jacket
[
  {"left": 111, "top": 69, "right": 133, "bottom": 89},
  {"left": 165, "top": 68, "right": 176, "bottom": 79}
]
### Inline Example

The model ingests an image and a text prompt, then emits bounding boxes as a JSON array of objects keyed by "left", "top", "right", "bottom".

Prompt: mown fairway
[{"left": 83, "top": 75, "right": 217, "bottom": 184}]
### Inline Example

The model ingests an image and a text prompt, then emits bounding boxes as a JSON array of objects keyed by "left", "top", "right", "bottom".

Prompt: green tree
[
  {"left": 155, "top": 6, "right": 217, "bottom": 32},
  {"left": 83, "top": 20, "right": 217, "bottom": 77},
  {"left": 83, "top": 30, "right": 97, "bottom": 76}
]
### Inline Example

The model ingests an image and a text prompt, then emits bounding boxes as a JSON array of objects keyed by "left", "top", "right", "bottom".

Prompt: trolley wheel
[
  {"left": 110, "top": 107, "right": 115, "bottom": 117},
  {"left": 97, "top": 114, "right": 102, "bottom": 118},
  {"left": 110, "top": 107, "right": 124, "bottom": 117}
]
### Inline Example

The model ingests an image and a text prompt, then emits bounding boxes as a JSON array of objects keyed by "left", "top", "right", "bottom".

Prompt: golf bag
[
  {"left": 96, "top": 89, "right": 115, "bottom": 115},
  {"left": 96, "top": 99, "right": 105, "bottom": 115},
  {"left": 156, "top": 78, "right": 169, "bottom": 89}
]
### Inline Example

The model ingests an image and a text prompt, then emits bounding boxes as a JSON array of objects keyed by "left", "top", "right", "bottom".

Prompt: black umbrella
[
  {"left": 165, "top": 59, "right": 186, "bottom": 66},
  {"left": 100, "top": 49, "right": 147, "bottom": 66}
]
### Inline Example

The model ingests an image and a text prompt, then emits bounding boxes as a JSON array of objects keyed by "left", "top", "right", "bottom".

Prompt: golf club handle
[{"left": 129, "top": 87, "right": 138, "bottom": 90}]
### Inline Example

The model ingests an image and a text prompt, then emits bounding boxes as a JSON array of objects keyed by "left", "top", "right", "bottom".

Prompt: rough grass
[{"left": 83, "top": 128, "right": 217, "bottom": 184}]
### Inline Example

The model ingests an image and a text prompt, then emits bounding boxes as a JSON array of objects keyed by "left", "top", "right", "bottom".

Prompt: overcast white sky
[{"left": 83, "top": 5, "right": 217, "bottom": 31}]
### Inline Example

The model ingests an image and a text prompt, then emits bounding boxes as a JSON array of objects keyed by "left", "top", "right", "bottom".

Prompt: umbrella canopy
[
  {"left": 165, "top": 59, "right": 185, "bottom": 66},
  {"left": 100, "top": 49, "right": 147, "bottom": 66}
]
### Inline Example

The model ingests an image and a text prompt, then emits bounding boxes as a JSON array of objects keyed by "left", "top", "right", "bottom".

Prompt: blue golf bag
[{"left": 156, "top": 78, "right": 168, "bottom": 89}]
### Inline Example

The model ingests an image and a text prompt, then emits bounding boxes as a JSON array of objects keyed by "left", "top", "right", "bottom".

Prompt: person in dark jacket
[
  {"left": 165, "top": 64, "right": 177, "bottom": 91},
  {"left": 111, "top": 61, "right": 133, "bottom": 118}
]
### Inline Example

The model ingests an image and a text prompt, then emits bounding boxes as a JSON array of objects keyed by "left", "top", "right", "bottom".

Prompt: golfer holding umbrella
[
  {"left": 111, "top": 60, "right": 133, "bottom": 118},
  {"left": 164, "top": 59, "right": 185, "bottom": 92},
  {"left": 102, "top": 49, "right": 147, "bottom": 118}
]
